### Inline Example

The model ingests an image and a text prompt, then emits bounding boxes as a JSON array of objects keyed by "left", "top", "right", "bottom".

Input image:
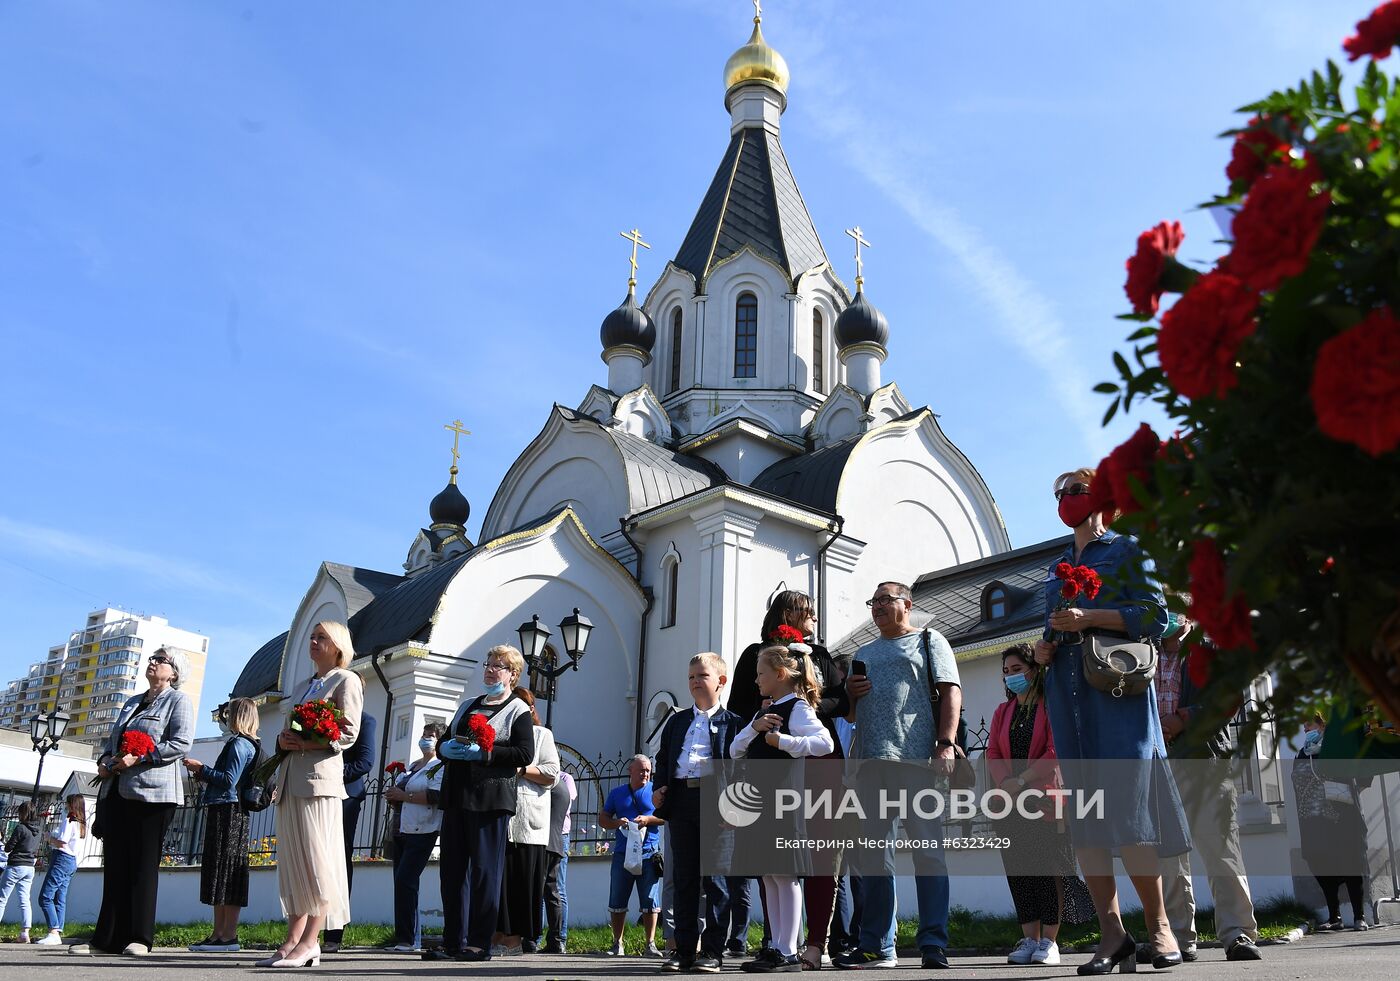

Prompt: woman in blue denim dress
[{"left": 1033, "top": 467, "right": 1190, "bottom": 975}]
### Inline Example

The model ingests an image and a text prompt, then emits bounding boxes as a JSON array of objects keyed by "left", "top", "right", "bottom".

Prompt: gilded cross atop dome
[
  {"left": 845, "top": 225, "right": 871, "bottom": 289},
  {"left": 619, "top": 227, "right": 651, "bottom": 294},
  {"left": 724, "top": 0, "right": 789, "bottom": 95},
  {"left": 443, "top": 418, "right": 471, "bottom": 483}
]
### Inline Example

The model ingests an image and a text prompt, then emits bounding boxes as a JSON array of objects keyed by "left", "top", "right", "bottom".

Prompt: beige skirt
[{"left": 275, "top": 794, "right": 351, "bottom": 927}]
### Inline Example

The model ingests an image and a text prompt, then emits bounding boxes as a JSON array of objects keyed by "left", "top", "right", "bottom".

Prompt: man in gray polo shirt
[{"left": 837, "top": 581, "right": 961, "bottom": 972}]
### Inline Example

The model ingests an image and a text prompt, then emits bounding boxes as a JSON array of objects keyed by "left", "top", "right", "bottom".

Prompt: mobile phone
[{"left": 851, "top": 659, "right": 867, "bottom": 678}]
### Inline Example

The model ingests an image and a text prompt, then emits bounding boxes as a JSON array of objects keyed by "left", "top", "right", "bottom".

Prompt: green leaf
[
  {"left": 1113, "top": 350, "right": 1133, "bottom": 381},
  {"left": 1125, "top": 326, "right": 1158, "bottom": 342},
  {"left": 1102, "top": 397, "right": 1120, "bottom": 427},
  {"left": 1093, "top": 382, "right": 1119, "bottom": 395}
]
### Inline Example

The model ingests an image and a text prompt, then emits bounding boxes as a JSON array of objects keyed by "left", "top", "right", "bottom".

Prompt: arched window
[
  {"left": 812, "top": 308, "right": 825, "bottom": 393},
  {"left": 660, "top": 544, "right": 682, "bottom": 628},
  {"left": 669, "top": 307, "right": 683, "bottom": 394},
  {"left": 982, "top": 582, "right": 1009, "bottom": 621},
  {"left": 734, "top": 292, "right": 758, "bottom": 378}
]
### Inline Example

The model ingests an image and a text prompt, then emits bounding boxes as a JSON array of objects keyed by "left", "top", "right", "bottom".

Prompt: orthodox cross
[
  {"left": 753, "top": 0, "right": 763, "bottom": 23},
  {"left": 844, "top": 225, "right": 871, "bottom": 288},
  {"left": 619, "top": 227, "right": 651, "bottom": 293},
  {"left": 443, "top": 418, "right": 471, "bottom": 481}
]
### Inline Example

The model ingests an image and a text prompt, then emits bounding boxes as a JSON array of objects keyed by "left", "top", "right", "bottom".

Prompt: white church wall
[
  {"left": 704, "top": 253, "right": 787, "bottom": 394},
  {"left": 427, "top": 515, "right": 646, "bottom": 761}
]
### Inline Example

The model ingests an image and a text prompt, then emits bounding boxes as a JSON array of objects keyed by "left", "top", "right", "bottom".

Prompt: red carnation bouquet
[
  {"left": 251, "top": 697, "right": 347, "bottom": 784},
  {"left": 459, "top": 713, "right": 496, "bottom": 754},
  {"left": 91, "top": 730, "right": 157, "bottom": 787},
  {"left": 768, "top": 624, "right": 805, "bottom": 645},
  {"left": 1051, "top": 563, "right": 1102, "bottom": 644},
  {"left": 385, "top": 760, "right": 407, "bottom": 777}
]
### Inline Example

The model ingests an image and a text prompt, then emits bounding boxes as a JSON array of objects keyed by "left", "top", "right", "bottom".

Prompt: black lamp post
[
  {"left": 29, "top": 710, "right": 71, "bottom": 803},
  {"left": 516, "top": 607, "right": 593, "bottom": 729}
]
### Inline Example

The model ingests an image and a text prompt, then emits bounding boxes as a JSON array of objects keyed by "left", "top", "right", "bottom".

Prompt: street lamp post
[
  {"left": 29, "top": 710, "right": 71, "bottom": 803},
  {"left": 517, "top": 608, "right": 593, "bottom": 729}
]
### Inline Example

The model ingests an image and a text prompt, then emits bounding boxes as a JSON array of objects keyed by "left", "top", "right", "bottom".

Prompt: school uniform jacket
[{"left": 652, "top": 705, "right": 742, "bottom": 821}]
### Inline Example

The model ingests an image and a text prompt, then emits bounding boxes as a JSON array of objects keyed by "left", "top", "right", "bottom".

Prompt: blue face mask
[
  {"left": 484, "top": 680, "right": 507, "bottom": 696},
  {"left": 1304, "top": 729, "right": 1323, "bottom": 751},
  {"left": 418, "top": 738, "right": 435, "bottom": 752},
  {"left": 1005, "top": 672, "right": 1032, "bottom": 695}
]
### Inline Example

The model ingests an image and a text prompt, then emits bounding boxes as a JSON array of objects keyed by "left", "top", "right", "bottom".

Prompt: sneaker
[
  {"left": 921, "top": 947, "right": 949, "bottom": 969},
  {"left": 489, "top": 944, "right": 508, "bottom": 956},
  {"left": 1031, "top": 939, "right": 1059, "bottom": 965},
  {"left": 543, "top": 940, "right": 566, "bottom": 954},
  {"left": 36, "top": 932, "right": 64, "bottom": 947},
  {"left": 1354, "top": 919, "right": 1370, "bottom": 931},
  {"left": 694, "top": 954, "right": 723, "bottom": 973},
  {"left": 384, "top": 943, "right": 419, "bottom": 953},
  {"left": 122, "top": 943, "right": 150, "bottom": 956},
  {"left": 727, "top": 942, "right": 749, "bottom": 958},
  {"left": 501, "top": 945, "right": 524, "bottom": 956},
  {"left": 660, "top": 952, "right": 688, "bottom": 972},
  {"left": 743, "top": 947, "right": 794, "bottom": 973},
  {"left": 832, "top": 949, "right": 898, "bottom": 969},
  {"left": 1007, "top": 938, "right": 1038, "bottom": 965},
  {"left": 607, "top": 939, "right": 626, "bottom": 956},
  {"left": 1326, "top": 917, "right": 1346, "bottom": 931},
  {"left": 645, "top": 943, "right": 666, "bottom": 958},
  {"left": 1226, "top": 937, "right": 1262, "bottom": 961}
]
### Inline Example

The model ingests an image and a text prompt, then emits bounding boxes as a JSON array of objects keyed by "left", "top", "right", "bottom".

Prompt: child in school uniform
[
  {"left": 731, "top": 644, "right": 834, "bottom": 973},
  {"left": 653, "top": 652, "right": 744, "bottom": 973}
]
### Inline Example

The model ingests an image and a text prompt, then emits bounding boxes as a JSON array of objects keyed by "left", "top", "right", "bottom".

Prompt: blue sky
[{"left": 0, "top": 1, "right": 1364, "bottom": 734}]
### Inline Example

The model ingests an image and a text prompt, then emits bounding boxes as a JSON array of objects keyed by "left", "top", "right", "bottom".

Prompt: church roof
[
  {"left": 324, "top": 563, "right": 406, "bottom": 616},
  {"left": 673, "top": 127, "right": 830, "bottom": 289},
  {"left": 749, "top": 433, "right": 861, "bottom": 512},
  {"left": 229, "top": 631, "right": 288, "bottom": 699},
  {"left": 348, "top": 552, "right": 470, "bottom": 657},
  {"left": 555, "top": 406, "right": 726, "bottom": 510},
  {"left": 829, "top": 536, "right": 1072, "bottom": 660}
]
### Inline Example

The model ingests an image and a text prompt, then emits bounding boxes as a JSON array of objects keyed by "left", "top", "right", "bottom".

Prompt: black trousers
[
  {"left": 542, "top": 851, "right": 565, "bottom": 945},
  {"left": 323, "top": 794, "right": 365, "bottom": 943},
  {"left": 1316, "top": 875, "right": 1365, "bottom": 920},
  {"left": 92, "top": 794, "right": 175, "bottom": 951},
  {"left": 439, "top": 807, "right": 510, "bottom": 953},
  {"left": 667, "top": 787, "right": 729, "bottom": 959}
]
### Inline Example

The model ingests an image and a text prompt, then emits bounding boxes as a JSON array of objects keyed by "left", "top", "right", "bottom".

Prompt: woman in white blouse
[
  {"left": 492, "top": 689, "right": 560, "bottom": 957},
  {"left": 383, "top": 722, "right": 446, "bottom": 952},
  {"left": 35, "top": 795, "right": 87, "bottom": 945}
]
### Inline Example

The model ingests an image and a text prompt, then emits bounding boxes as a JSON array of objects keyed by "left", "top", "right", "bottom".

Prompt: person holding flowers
[
  {"left": 256, "top": 620, "right": 364, "bottom": 969},
  {"left": 424, "top": 644, "right": 535, "bottom": 963},
  {"left": 383, "top": 721, "right": 446, "bottom": 952},
  {"left": 1032, "top": 469, "right": 1189, "bottom": 975},
  {"left": 72, "top": 646, "right": 194, "bottom": 957}
]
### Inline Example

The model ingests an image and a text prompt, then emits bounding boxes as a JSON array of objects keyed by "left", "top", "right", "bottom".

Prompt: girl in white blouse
[{"left": 731, "top": 643, "right": 834, "bottom": 973}]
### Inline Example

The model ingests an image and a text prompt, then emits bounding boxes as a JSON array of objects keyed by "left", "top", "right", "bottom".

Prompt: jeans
[
  {"left": 852, "top": 763, "right": 949, "bottom": 957},
  {"left": 541, "top": 832, "right": 569, "bottom": 945},
  {"left": 392, "top": 832, "right": 438, "bottom": 948},
  {"left": 0, "top": 866, "right": 35, "bottom": 929},
  {"left": 829, "top": 876, "right": 857, "bottom": 953},
  {"left": 608, "top": 849, "right": 660, "bottom": 913},
  {"left": 39, "top": 852, "right": 78, "bottom": 931}
]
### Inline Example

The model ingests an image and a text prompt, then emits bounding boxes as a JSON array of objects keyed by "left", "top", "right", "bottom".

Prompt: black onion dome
[
  {"left": 834, "top": 288, "right": 889, "bottom": 349},
  {"left": 600, "top": 291, "right": 657, "bottom": 353},
  {"left": 429, "top": 479, "right": 470, "bottom": 527}
]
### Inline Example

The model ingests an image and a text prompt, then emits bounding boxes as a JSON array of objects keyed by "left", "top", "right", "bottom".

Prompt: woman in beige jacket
[{"left": 260, "top": 620, "right": 364, "bottom": 968}]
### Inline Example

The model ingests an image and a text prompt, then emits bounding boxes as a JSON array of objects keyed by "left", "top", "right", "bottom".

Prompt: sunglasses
[
  {"left": 148, "top": 655, "right": 173, "bottom": 666},
  {"left": 1054, "top": 483, "right": 1091, "bottom": 501}
]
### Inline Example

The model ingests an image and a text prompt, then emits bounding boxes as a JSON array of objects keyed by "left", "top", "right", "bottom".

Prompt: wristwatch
[{"left": 935, "top": 738, "right": 956, "bottom": 749}]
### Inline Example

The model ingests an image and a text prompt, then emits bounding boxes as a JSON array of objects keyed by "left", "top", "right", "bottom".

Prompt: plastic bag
[{"left": 623, "top": 821, "right": 645, "bottom": 875}]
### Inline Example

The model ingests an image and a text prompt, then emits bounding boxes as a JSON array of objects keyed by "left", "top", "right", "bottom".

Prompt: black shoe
[
  {"left": 521, "top": 940, "right": 538, "bottom": 954},
  {"left": 454, "top": 948, "right": 491, "bottom": 962},
  {"left": 742, "top": 947, "right": 790, "bottom": 973},
  {"left": 661, "top": 952, "right": 688, "bottom": 972},
  {"left": 921, "top": 947, "right": 949, "bottom": 969},
  {"left": 694, "top": 954, "right": 723, "bottom": 973},
  {"left": 421, "top": 948, "right": 457, "bottom": 962},
  {"left": 1152, "top": 950, "right": 1182, "bottom": 970},
  {"left": 727, "top": 944, "right": 749, "bottom": 958},
  {"left": 1077, "top": 933, "right": 1137, "bottom": 976},
  {"left": 1136, "top": 942, "right": 1191, "bottom": 966},
  {"left": 543, "top": 940, "right": 566, "bottom": 955},
  {"left": 1225, "top": 937, "right": 1261, "bottom": 962},
  {"left": 1182, "top": 948, "right": 1197, "bottom": 963},
  {"left": 1325, "top": 917, "right": 1345, "bottom": 931}
]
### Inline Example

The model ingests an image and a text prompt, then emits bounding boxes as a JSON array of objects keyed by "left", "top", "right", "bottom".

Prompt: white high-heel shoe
[
  {"left": 271, "top": 945, "right": 321, "bottom": 968},
  {"left": 255, "top": 949, "right": 293, "bottom": 967}
]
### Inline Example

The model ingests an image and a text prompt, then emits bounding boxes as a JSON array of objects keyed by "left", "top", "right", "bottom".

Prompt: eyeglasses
[
  {"left": 483, "top": 662, "right": 510, "bottom": 674},
  {"left": 148, "top": 656, "right": 173, "bottom": 666},
  {"left": 1054, "top": 483, "right": 1091, "bottom": 501},
  {"left": 865, "top": 596, "right": 901, "bottom": 608}
]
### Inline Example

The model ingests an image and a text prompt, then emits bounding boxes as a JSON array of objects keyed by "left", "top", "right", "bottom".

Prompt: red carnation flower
[
  {"left": 1226, "top": 116, "right": 1289, "bottom": 189},
  {"left": 120, "top": 730, "right": 157, "bottom": 758},
  {"left": 1105, "top": 423, "right": 1162, "bottom": 516},
  {"left": 1087, "top": 456, "right": 1119, "bottom": 522},
  {"left": 1054, "top": 562, "right": 1075, "bottom": 580},
  {"left": 1077, "top": 568, "right": 1103, "bottom": 600},
  {"left": 1124, "top": 221, "right": 1186, "bottom": 316},
  {"left": 1187, "top": 539, "right": 1256, "bottom": 651},
  {"left": 1186, "top": 643, "right": 1216, "bottom": 689},
  {"left": 1344, "top": 0, "right": 1400, "bottom": 60},
  {"left": 769, "top": 624, "right": 806, "bottom": 645},
  {"left": 1061, "top": 579, "right": 1081, "bottom": 600},
  {"left": 1158, "top": 272, "right": 1259, "bottom": 399},
  {"left": 385, "top": 760, "right": 406, "bottom": 775},
  {"left": 466, "top": 713, "right": 496, "bottom": 754},
  {"left": 1227, "top": 159, "right": 1330, "bottom": 292},
  {"left": 1310, "top": 307, "right": 1400, "bottom": 456}
]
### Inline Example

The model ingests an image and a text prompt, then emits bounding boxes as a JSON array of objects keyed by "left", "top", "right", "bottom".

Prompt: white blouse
[
  {"left": 731, "top": 694, "right": 834, "bottom": 759},
  {"left": 396, "top": 760, "right": 445, "bottom": 835}
]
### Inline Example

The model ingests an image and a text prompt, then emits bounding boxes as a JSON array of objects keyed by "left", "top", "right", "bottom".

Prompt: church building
[{"left": 228, "top": 10, "right": 1011, "bottom": 768}]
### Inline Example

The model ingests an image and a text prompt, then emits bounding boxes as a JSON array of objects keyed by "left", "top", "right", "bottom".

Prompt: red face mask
[{"left": 1058, "top": 494, "right": 1095, "bottom": 528}]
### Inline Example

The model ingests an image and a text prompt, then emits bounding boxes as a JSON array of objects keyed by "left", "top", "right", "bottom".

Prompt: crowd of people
[{"left": 0, "top": 464, "right": 1377, "bottom": 969}]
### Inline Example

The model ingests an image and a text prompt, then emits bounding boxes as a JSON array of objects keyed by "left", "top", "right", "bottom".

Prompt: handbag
[
  {"left": 1081, "top": 629, "right": 1158, "bottom": 698},
  {"left": 920, "top": 629, "right": 977, "bottom": 791},
  {"left": 237, "top": 736, "right": 274, "bottom": 813}
]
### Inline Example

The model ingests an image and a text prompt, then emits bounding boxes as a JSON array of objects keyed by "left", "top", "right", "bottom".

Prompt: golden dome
[{"left": 724, "top": 18, "right": 789, "bottom": 95}]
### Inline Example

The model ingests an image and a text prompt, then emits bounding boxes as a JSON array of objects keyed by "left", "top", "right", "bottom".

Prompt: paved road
[{"left": 0, "top": 928, "right": 1393, "bottom": 980}]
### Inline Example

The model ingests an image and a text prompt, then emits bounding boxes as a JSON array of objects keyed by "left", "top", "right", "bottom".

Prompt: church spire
[
  {"left": 836, "top": 225, "right": 890, "bottom": 397},
  {"left": 428, "top": 420, "right": 471, "bottom": 528},
  {"left": 600, "top": 227, "right": 657, "bottom": 393}
]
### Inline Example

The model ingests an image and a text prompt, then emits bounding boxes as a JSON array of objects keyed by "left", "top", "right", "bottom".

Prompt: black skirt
[
  {"left": 497, "top": 842, "right": 546, "bottom": 938},
  {"left": 200, "top": 802, "right": 251, "bottom": 907}
]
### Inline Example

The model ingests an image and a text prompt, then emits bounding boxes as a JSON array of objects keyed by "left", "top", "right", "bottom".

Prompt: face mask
[
  {"left": 1303, "top": 729, "right": 1323, "bottom": 751},
  {"left": 1058, "top": 494, "right": 1095, "bottom": 528},
  {"left": 1005, "top": 672, "right": 1032, "bottom": 695},
  {"left": 418, "top": 738, "right": 436, "bottom": 752},
  {"left": 218, "top": 721, "right": 230, "bottom": 736},
  {"left": 484, "top": 680, "right": 507, "bottom": 696}
]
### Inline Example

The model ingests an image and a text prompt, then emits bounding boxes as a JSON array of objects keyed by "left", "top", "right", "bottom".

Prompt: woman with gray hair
[{"left": 72, "top": 646, "right": 194, "bottom": 957}]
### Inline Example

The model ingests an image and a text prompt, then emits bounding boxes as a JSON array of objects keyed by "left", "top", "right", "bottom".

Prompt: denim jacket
[
  {"left": 198, "top": 734, "right": 258, "bottom": 806},
  {"left": 1044, "top": 530, "right": 1169, "bottom": 641}
]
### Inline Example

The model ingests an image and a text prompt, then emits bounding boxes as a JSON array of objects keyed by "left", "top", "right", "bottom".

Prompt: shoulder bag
[
  {"left": 1081, "top": 629, "right": 1158, "bottom": 698},
  {"left": 920, "top": 628, "right": 976, "bottom": 791}
]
